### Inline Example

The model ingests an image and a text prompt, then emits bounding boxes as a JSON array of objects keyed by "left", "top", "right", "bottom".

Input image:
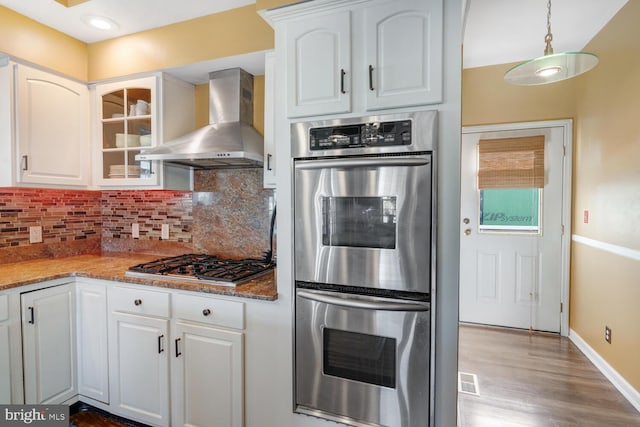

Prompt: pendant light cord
[{"left": 544, "top": 0, "right": 554, "bottom": 55}]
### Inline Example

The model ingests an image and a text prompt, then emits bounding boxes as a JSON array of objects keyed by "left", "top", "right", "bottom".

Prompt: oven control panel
[{"left": 309, "top": 120, "right": 412, "bottom": 150}]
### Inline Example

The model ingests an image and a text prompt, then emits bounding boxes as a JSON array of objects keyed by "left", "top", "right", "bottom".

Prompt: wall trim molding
[
  {"left": 569, "top": 329, "right": 640, "bottom": 412},
  {"left": 572, "top": 234, "right": 640, "bottom": 261}
]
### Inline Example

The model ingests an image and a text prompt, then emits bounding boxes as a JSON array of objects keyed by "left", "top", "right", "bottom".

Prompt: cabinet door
[
  {"left": 15, "top": 64, "right": 89, "bottom": 186},
  {"left": 364, "top": 0, "right": 443, "bottom": 110},
  {"left": 286, "top": 10, "right": 351, "bottom": 118},
  {"left": 172, "top": 321, "right": 244, "bottom": 427},
  {"left": 93, "top": 76, "right": 161, "bottom": 187},
  {"left": 21, "top": 284, "right": 77, "bottom": 404},
  {"left": 0, "top": 293, "right": 23, "bottom": 405},
  {"left": 109, "top": 312, "right": 170, "bottom": 427},
  {"left": 0, "top": 294, "right": 10, "bottom": 404},
  {"left": 263, "top": 51, "right": 276, "bottom": 188},
  {"left": 76, "top": 282, "right": 109, "bottom": 403}
]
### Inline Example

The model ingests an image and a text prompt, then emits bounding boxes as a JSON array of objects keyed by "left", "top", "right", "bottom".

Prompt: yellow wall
[
  {"left": 87, "top": 5, "right": 274, "bottom": 81},
  {"left": 463, "top": 0, "right": 640, "bottom": 393},
  {"left": 461, "top": 62, "right": 576, "bottom": 126},
  {"left": 0, "top": 6, "right": 88, "bottom": 80},
  {"left": 256, "top": 0, "right": 301, "bottom": 11},
  {"left": 570, "top": 0, "right": 640, "bottom": 391}
]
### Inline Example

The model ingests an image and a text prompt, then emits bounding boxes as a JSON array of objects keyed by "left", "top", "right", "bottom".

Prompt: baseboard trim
[{"left": 569, "top": 329, "right": 640, "bottom": 412}]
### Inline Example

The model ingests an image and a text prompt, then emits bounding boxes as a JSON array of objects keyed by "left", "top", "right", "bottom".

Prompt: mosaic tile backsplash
[
  {"left": 0, "top": 188, "right": 102, "bottom": 249},
  {"left": 0, "top": 169, "right": 274, "bottom": 264}
]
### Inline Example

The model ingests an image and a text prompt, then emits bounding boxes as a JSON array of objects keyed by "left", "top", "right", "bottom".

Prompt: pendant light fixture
[{"left": 504, "top": 0, "right": 599, "bottom": 85}]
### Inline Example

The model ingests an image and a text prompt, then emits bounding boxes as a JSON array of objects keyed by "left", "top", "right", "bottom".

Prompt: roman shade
[{"left": 477, "top": 135, "right": 545, "bottom": 189}]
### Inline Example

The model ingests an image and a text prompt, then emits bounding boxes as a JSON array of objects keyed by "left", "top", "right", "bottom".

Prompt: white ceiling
[
  {"left": 463, "top": 0, "right": 628, "bottom": 69},
  {"left": 0, "top": 0, "right": 630, "bottom": 79}
]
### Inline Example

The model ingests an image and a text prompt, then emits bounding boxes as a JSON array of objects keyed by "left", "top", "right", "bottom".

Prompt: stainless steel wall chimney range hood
[{"left": 136, "top": 68, "right": 264, "bottom": 169}]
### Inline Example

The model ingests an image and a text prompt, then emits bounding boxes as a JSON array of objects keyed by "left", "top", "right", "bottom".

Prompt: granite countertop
[{"left": 0, "top": 253, "right": 277, "bottom": 301}]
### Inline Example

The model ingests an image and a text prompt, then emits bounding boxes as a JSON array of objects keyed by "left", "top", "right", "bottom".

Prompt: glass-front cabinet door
[{"left": 94, "top": 76, "right": 159, "bottom": 186}]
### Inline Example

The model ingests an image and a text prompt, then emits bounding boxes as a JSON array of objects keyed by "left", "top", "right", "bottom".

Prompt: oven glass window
[
  {"left": 323, "top": 328, "right": 396, "bottom": 388},
  {"left": 322, "top": 197, "right": 397, "bottom": 249}
]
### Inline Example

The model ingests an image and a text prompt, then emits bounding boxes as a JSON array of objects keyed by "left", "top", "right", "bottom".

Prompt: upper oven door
[{"left": 294, "top": 154, "right": 432, "bottom": 293}]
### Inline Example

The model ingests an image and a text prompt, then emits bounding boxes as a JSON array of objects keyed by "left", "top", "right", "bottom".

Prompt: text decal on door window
[{"left": 479, "top": 188, "right": 540, "bottom": 231}]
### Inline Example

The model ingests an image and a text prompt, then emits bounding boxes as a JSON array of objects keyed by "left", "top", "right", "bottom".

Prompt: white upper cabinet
[
  {"left": 0, "top": 62, "right": 89, "bottom": 187},
  {"left": 91, "top": 73, "right": 194, "bottom": 189},
  {"left": 286, "top": 10, "right": 352, "bottom": 118},
  {"left": 274, "top": 0, "right": 443, "bottom": 118},
  {"left": 363, "top": 0, "right": 443, "bottom": 110}
]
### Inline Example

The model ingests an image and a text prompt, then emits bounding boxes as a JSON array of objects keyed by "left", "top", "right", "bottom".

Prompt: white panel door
[
  {"left": 21, "top": 284, "right": 77, "bottom": 404},
  {"left": 15, "top": 64, "right": 89, "bottom": 187},
  {"left": 172, "top": 321, "right": 244, "bottom": 427},
  {"left": 459, "top": 125, "right": 565, "bottom": 333},
  {"left": 364, "top": 0, "right": 443, "bottom": 110},
  {"left": 286, "top": 10, "right": 351, "bottom": 117},
  {"left": 109, "top": 312, "right": 170, "bottom": 427},
  {"left": 76, "top": 281, "right": 109, "bottom": 403}
]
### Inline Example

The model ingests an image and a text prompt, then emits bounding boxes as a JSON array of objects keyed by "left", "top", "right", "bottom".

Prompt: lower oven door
[{"left": 295, "top": 288, "right": 430, "bottom": 427}]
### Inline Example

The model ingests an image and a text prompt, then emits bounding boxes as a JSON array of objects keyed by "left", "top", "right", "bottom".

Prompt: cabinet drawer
[
  {"left": 109, "top": 286, "right": 169, "bottom": 318},
  {"left": 172, "top": 293, "right": 244, "bottom": 330},
  {"left": 0, "top": 294, "right": 7, "bottom": 322}
]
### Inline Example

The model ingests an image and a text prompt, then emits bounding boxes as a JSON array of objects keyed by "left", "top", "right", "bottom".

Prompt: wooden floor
[
  {"left": 70, "top": 411, "right": 129, "bottom": 427},
  {"left": 458, "top": 324, "right": 640, "bottom": 427},
  {"left": 69, "top": 409, "right": 149, "bottom": 427}
]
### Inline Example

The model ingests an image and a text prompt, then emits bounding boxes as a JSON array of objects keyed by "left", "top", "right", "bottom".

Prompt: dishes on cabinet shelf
[
  {"left": 115, "top": 133, "right": 140, "bottom": 148},
  {"left": 109, "top": 165, "right": 141, "bottom": 178},
  {"left": 140, "top": 134, "right": 152, "bottom": 146}
]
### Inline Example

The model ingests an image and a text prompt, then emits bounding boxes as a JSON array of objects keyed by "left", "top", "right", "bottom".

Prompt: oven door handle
[
  {"left": 297, "top": 289, "right": 430, "bottom": 312},
  {"left": 294, "top": 157, "right": 430, "bottom": 170}
]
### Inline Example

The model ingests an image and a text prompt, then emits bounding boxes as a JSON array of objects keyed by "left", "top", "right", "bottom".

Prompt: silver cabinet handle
[
  {"left": 297, "top": 289, "right": 429, "bottom": 312},
  {"left": 22, "top": 155, "right": 28, "bottom": 171}
]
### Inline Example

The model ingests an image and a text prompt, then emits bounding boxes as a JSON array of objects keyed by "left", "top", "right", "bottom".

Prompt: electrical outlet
[
  {"left": 161, "top": 224, "right": 170, "bottom": 240},
  {"left": 605, "top": 326, "right": 612, "bottom": 344},
  {"left": 132, "top": 223, "right": 140, "bottom": 239},
  {"left": 29, "top": 226, "right": 43, "bottom": 243}
]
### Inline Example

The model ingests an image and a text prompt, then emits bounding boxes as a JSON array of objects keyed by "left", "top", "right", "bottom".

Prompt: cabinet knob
[
  {"left": 202, "top": 308, "right": 212, "bottom": 317},
  {"left": 134, "top": 299, "right": 142, "bottom": 306}
]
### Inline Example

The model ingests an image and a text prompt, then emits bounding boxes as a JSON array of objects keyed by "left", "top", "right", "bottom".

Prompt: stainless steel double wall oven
[{"left": 292, "top": 110, "right": 437, "bottom": 427}]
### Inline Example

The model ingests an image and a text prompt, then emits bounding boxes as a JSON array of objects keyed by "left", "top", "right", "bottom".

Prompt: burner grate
[{"left": 128, "top": 254, "right": 275, "bottom": 285}]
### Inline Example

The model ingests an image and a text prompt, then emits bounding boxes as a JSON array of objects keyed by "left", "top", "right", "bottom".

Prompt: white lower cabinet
[
  {"left": 21, "top": 283, "right": 77, "bottom": 404},
  {"left": 0, "top": 292, "right": 23, "bottom": 404},
  {"left": 76, "top": 281, "right": 109, "bottom": 403},
  {"left": 108, "top": 286, "right": 171, "bottom": 427},
  {"left": 171, "top": 321, "right": 244, "bottom": 427},
  {"left": 171, "top": 292, "right": 245, "bottom": 427}
]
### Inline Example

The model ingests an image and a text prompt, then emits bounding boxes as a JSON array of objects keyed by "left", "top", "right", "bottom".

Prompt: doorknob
[
  {"left": 464, "top": 229, "right": 471, "bottom": 236},
  {"left": 463, "top": 217, "right": 470, "bottom": 224}
]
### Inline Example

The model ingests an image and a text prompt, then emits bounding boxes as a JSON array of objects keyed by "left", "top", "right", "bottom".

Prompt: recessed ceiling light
[{"left": 82, "top": 15, "right": 119, "bottom": 31}]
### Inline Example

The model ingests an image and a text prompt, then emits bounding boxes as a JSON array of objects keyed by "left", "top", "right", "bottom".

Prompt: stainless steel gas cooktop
[{"left": 126, "top": 254, "right": 275, "bottom": 287}]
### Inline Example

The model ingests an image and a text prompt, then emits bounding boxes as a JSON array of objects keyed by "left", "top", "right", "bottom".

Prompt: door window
[{"left": 477, "top": 135, "right": 544, "bottom": 233}]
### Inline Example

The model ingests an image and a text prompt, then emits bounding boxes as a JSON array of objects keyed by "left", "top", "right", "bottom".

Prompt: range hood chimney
[{"left": 136, "top": 68, "right": 264, "bottom": 169}]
